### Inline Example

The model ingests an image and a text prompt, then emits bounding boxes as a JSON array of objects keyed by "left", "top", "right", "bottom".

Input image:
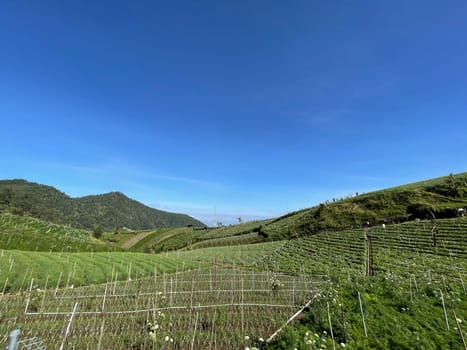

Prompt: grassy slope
[
  {"left": 0, "top": 215, "right": 465, "bottom": 348},
  {"left": 0, "top": 250, "right": 206, "bottom": 291},
  {"left": 260, "top": 216, "right": 467, "bottom": 349},
  {"left": 129, "top": 172, "right": 467, "bottom": 252},
  {"left": 261, "top": 172, "right": 467, "bottom": 240},
  {"left": 0, "top": 213, "right": 112, "bottom": 252}
]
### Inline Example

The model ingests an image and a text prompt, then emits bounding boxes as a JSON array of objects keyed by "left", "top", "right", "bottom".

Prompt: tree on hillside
[
  {"left": 0, "top": 188, "right": 13, "bottom": 205},
  {"left": 93, "top": 225, "right": 104, "bottom": 238}
]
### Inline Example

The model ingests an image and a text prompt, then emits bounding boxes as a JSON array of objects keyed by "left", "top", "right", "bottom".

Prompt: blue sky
[{"left": 1, "top": 1, "right": 466, "bottom": 226}]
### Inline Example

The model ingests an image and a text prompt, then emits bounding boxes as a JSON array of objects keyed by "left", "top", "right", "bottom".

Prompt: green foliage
[
  {"left": 0, "top": 213, "right": 110, "bottom": 252},
  {"left": 0, "top": 179, "right": 205, "bottom": 231},
  {"left": 261, "top": 215, "right": 467, "bottom": 349},
  {"left": 257, "top": 172, "right": 467, "bottom": 241},
  {"left": 92, "top": 225, "right": 104, "bottom": 238},
  {"left": 0, "top": 249, "right": 205, "bottom": 291}
]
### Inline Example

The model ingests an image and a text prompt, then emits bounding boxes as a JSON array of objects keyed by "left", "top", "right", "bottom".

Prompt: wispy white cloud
[{"left": 66, "top": 158, "right": 224, "bottom": 190}]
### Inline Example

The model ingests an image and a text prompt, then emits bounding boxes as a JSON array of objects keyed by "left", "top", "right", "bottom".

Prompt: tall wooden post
[{"left": 364, "top": 228, "right": 373, "bottom": 277}]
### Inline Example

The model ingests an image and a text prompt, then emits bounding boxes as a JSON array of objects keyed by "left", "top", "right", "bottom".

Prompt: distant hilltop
[{"left": 0, "top": 179, "right": 205, "bottom": 231}]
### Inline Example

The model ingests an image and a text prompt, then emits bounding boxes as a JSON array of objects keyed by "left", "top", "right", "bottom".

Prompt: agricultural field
[
  {"left": 0, "top": 213, "right": 111, "bottom": 252},
  {"left": 0, "top": 213, "right": 466, "bottom": 348},
  {"left": 259, "top": 217, "right": 467, "bottom": 349},
  {"left": 1, "top": 267, "right": 326, "bottom": 349}
]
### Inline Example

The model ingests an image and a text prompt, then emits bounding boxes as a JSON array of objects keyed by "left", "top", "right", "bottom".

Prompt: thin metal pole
[
  {"left": 358, "top": 291, "right": 368, "bottom": 337},
  {"left": 7, "top": 328, "right": 21, "bottom": 350}
]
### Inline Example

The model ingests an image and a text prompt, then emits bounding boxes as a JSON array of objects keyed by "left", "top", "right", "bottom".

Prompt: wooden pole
[
  {"left": 59, "top": 302, "right": 78, "bottom": 350},
  {"left": 327, "top": 301, "right": 336, "bottom": 350}
]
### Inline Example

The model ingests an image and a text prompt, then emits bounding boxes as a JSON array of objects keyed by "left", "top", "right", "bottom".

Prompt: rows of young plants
[
  {"left": 200, "top": 220, "right": 272, "bottom": 240},
  {"left": 189, "top": 232, "right": 264, "bottom": 249},
  {"left": 128, "top": 227, "right": 195, "bottom": 252},
  {"left": 0, "top": 250, "right": 205, "bottom": 292},
  {"left": 170, "top": 241, "right": 284, "bottom": 267},
  {"left": 267, "top": 269, "right": 466, "bottom": 349},
  {"left": 259, "top": 218, "right": 467, "bottom": 274},
  {"left": 258, "top": 218, "right": 467, "bottom": 349},
  {"left": 1, "top": 268, "right": 326, "bottom": 349},
  {"left": 0, "top": 213, "right": 109, "bottom": 252},
  {"left": 370, "top": 218, "right": 467, "bottom": 257}
]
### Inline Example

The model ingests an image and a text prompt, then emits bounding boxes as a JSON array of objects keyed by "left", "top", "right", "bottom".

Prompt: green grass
[
  {"left": 130, "top": 227, "right": 195, "bottom": 252},
  {"left": 0, "top": 213, "right": 112, "bottom": 252},
  {"left": 0, "top": 217, "right": 465, "bottom": 348},
  {"left": 1, "top": 173, "right": 466, "bottom": 348},
  {"left": 0, "top": 250, "right": 206, "bottom": 291},
  {"left": 0, "top": 267, "right": 315, "bottom": 349},
  {"left": 167, "top": 241, "right": 284, "bottom": 267}
]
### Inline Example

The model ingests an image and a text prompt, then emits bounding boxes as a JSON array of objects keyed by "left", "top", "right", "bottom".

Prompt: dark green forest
[{"left": 0, "top": 179, "right": 204, "bottom": 231}]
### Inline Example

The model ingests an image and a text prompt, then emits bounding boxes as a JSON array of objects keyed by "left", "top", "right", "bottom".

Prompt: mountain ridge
[{"left": 0, "top": 179, "right": 205, "bottom": 230}]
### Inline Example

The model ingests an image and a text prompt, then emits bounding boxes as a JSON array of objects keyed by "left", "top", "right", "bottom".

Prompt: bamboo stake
[
  {"left": 241, "top": 278, "right": 244, "bottom": 336},
  {"left": 358, "top": 291, "right": 368, "bottom": 337},
  {"left": 59, "top": 302, "right": 78, "bottom": 350},
  {"left": 97, "top": 318, "right": 106, "bottom": 350},
  {"left": 266, "top": 297, "right": 316, "bottom": 343},
  {"left": 459, "top": 272, "right": 466, "bottom": 295},
  {"left": 191, "top": 310, "right": 199, "bottom": 350},
  {"left": 440, "top": 290, "right": 450, "bottom": 330},
  {"left": 101, "top": 284, "right": 108, "bottom": 313},
  {"left": 24, "top": 278, "right": 34, "bottom": 314},
  {"left": 55, "top": 271, "right": 63, "bottom": 296},
  {"left": 453, "top": 310, "right": 466, "bottom": 350},
  {"left": 327, "top": 301, "right": 336, "bottom": 350}
]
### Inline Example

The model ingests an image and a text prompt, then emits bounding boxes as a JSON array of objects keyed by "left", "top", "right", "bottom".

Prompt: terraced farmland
[
  {"left": 260, "top": 217, "right": 467, "bottom": 276},
  {"left": 0, "top": 250, "right": 205, "bottom": 292},
  {"left": 0, "top": 213, "right": 110, "bottom": 252},
  {"left": 0, "top": 268, "right": 325, "bottom": 349},
  {"left": 0, "top": 214, "right": 466, "bottom": 349}
]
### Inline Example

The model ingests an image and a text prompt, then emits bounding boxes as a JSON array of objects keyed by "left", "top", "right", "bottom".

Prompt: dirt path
[
  {"left": 144, "top": 228, "right": 192, "bottom": 247},
  {"left": 121, "top": 231, "right": 153, "bottom": 249}
]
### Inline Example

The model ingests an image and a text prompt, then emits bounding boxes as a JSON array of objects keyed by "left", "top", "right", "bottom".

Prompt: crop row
[
  {"left": 0, "top": 213, "right": 109, "bottom": 252},
  {"left": 1, "top": 268, "right": 323, "bottom": 349}
]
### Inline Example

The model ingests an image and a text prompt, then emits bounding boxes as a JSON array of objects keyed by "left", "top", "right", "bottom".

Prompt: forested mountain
[{"left": 0, "top": 179, "right": 204, "bottom": 230}]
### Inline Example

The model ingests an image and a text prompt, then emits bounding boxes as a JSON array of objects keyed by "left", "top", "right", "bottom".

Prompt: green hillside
[
  {"left": 0, "top": 179, "right": 205, "bottom": 230},
  {"left": 0, "top": 213, "right": 113, "bottom": 252},
  {"left": 0, "top": 173, "right": 466, "bottom": 348},
  {"left": 126, "top": 172, "right": 467, "bottom": 253},
  {"left": 0, "top": 217, "right": 465, "bottom": 348}
]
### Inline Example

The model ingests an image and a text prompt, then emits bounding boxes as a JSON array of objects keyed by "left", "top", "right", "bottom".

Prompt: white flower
[
  {"left": 165, "top": 336, "right": 169, "bottom": 341},
  {"left": 244, "top": 335, "right": 250, "bottom": 341},
  {"left": 340, "top": 343, "right": 346, "bottom": 347},
  {"left": 456, "top": 317, "right": 462, "bottom": 323},
  {"left": 258, "top": 337, "right": 264, "bottom": 342}
]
